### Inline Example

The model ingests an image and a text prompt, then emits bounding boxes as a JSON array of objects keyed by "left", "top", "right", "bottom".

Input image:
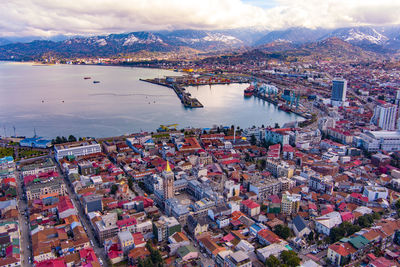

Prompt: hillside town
[{"left": 2, "top": 71, "right": 400, "bottom": 267}]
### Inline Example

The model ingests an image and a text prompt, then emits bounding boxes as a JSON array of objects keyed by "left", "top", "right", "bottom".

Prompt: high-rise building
[
  {"left": 163, "top": 161, "right": 174, "bottom": 200},
  {"left": 371, "top": 103, "right": 397, "bottom": 131},
  {"left": 281, "top": 191, "right": 300, "bottom": 215},
  {"left": 331, "top": 78, "right": 347, "bottom": 105}
]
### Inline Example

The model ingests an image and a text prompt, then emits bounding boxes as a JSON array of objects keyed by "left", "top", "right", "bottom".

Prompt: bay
[{"left": 0, "top": 62, "right": 301, "bottom": 138}]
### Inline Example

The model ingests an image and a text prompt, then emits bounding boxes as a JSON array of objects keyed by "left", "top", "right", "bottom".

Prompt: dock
[{"left": 140, "top": 79, "right": 204, "bottom": 108}]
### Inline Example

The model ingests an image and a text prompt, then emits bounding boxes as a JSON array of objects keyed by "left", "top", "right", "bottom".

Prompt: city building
[
  {"left": 83, "top": 194, "right": 103, "bottom": 213},
  {"left": 163, "top": 161, "right": 174, "bottom": 200},
  {"left": 25, "top": 178, "right": 67, "bottom": 201},
  {"left": 20, "top": 158, "right": 57, "bottom": 176},
  {"left": 315, "top": 212, "right": 342, "bottom": 235},
  {"left": 225, "top": 250, "right": 252, "bottom": 267},
  {"left": 371, "top": 103, "right": 398, "bottom": 131},
  {"left": 240, "top": 199, "right": 260, "bottom": 217},
  {"left": 54, "top": 140, "right": 102, "bottom": 160},
  {"left": 331, "top": 78, "right": 347, "bottom": 106},
  {"left": 153, "top": 216, "right": 181, "bottom": 242},
  {"left": 118, "top": 231, "right": 135, "bottom": 253},
  {"left": 358, "top": 130, "right": 400, "bottom": 152},
  {"left": 281, "top": 192, "right": 301, "bottom": 215},
  {"left": 249, "top": 179, "right": 281, "bottom": 201},
  {"left": 363, "top": 186, "right": 388, "bottom": 202}
]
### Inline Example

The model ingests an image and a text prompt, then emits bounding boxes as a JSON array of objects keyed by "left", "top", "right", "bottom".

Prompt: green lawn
[{"left": 0, "top": 148, "right": 14, "bottom": 158}]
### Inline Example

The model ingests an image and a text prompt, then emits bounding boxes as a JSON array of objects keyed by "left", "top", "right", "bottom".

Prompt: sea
[{"left": 0, "top": 62, "right": 302, "bottom": 139}]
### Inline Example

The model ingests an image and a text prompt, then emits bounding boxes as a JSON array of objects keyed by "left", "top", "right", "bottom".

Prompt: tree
[
  {"left": 274, "top": 123, "right": 280, "bottom": 129},
  {"left": 128, "top": 178, "right": 134, "bottom": 191},
  {"left": 280, "top": 250, "right": 300, "bottom": 267},
  {"left": 55, "top": 136, "right": 62, "bottom": 144},
  {"left": 110, "top": 184, "right": 119, "bottom": 195},
  {"left": 260, "top": 159, "right": 266, "bottom": 170},
  {"left": 274, "top": 224, "right": 291, "bottom": 240},
  {"left": 307, "top": 231, "right": 314, "bottom": 243},
  {"left": 68, "top": 135, "right": 77, "bottom": 142},
  {"left": 265, "top": 255, "right": 280, "bottom": 267},
  {"left": 250, "top": 134, "right": 257, "bottom": 145}
]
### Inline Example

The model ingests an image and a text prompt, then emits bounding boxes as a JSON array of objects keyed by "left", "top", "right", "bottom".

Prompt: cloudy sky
[{"left": 1, "top": 0, "right": 400, "bottom": 37}]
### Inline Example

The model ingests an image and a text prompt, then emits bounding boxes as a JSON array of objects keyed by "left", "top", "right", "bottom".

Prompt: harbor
[
  {"left": 140, "top": 78, "right": 204, "bottom": 108},
  {"left": 141, "top": 72, "right": 311, "bottom": 119}
]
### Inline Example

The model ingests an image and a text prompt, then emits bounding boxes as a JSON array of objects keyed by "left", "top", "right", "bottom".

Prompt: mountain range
[{"left": 1, "top": 25, "right": 400, "bottom": 60}]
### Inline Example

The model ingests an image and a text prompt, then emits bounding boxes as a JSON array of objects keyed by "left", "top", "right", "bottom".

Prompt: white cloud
[{"left": 0, "top": 0, "right": 400, "bottom": 37}]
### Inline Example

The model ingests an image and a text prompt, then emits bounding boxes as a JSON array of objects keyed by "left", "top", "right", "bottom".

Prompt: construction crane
[{"left": 158, "top": 124, "right": 178, "bottom": 132}]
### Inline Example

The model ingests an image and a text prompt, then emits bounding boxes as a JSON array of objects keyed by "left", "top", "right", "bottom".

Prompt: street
[
  {"left": 55, "top": 162, "right": 109, "bottom": 266},
  {"left": 15, "top": 170, "right": 32, "bottom": 267}
]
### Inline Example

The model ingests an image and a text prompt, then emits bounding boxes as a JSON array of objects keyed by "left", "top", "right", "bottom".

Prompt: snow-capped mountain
[
  {"left": 324, "top": 26, "right": 388, "bottom": 45},
  {"left": 2, "top": 26, "right": 400, "bottom": 60},
  {"left": 254, "top": 27, "right": 331, "bottom": 46},
  {"left": 0, "top": 30, "right": 246, "bottom": 60},
  {"left": 254, "top": 26, "right": 400, "bottom": 53}
]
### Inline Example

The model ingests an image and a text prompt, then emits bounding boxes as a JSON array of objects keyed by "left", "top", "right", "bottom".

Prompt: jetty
[{"left": 140, "top": 78, "right": 203, "bottom": 108}]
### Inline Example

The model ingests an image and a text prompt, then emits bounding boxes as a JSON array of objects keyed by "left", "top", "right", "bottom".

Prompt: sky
[{"left": 1, "top": 0, "right": 400, "bottom": 37}]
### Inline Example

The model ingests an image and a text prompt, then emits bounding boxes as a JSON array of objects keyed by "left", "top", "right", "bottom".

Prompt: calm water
[{"left": 0, "top": 62, "right": 301, "bottom": 138}]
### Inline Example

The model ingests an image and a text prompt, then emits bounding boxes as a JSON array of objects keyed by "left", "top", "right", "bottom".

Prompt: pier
[{"left": 140, "top": 78, "right": 204, "bottom": 108}]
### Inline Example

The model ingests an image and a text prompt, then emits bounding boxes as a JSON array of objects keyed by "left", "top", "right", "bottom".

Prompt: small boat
[
  {"left": 93, "top": 81, "right": 100, "bottom": 84},
  {"left": 84, "top": 77, "right": 91, "bottom": 80}
]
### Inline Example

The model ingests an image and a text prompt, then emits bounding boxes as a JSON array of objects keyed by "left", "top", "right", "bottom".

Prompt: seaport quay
[
  {"left": 140, "top": 73, "right": 249, "bottom": 108},
  {"left": 140, "top": 78, "right": 204, "bottom": 108}
]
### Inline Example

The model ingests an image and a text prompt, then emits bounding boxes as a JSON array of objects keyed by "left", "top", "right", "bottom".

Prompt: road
[
  {"left": 56, "top": 162, "right": 109, "bottom": 267},
  {"left": 15, "top": 170, "right": 32, "bottom": 267}
]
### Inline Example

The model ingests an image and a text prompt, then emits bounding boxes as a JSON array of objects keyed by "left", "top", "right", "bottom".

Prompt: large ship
[
  {"left": 278, "top": 104, "right": 291, "bottom": 112},
  {"left": 244, "top": 85, "right": 255, "bottom": 97}
]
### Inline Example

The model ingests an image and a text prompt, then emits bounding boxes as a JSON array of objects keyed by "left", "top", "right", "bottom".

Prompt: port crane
[{"left": 158, "top": 124, "right": 178, "bottom": 132}]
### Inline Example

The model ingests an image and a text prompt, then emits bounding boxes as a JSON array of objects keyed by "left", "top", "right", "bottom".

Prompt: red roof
[
  {"left": 329, "top": 243, "right": 351, "bottom": 257},
  {"left": 36, "top": 259, "right": 66, "bottom": 267},
  {"left": 269, "top": 144, "right": 281, "bottom": 150},
  {"left": 117, "top": 217, "right": 137, "bottom": 228},
  {"left": 283, "top": 144, "right": 294, "bottom": 152},
  {"left": 132, "top": 196, "right": 154, "bottom": 208},
  {"left": 79, "top": 248, "right": 99, "bottom": 264},
  {"left": 222, "top": 233, "right": 235, "bottom": 242},
  {"left": 241, "top": 199, "right": 260, "bottom": 209},
  {"left": 132, "top": 232, "right": 145, "bottom": 246},
  {"left": 308, "top": 203, "right": 318, "bottom": 210},
  {"left": 221, "top": 159, "right": 240, "bottom": 165},
  {"left": 350, "top": 193, "right": 369, "bottom": 203},
  {"left": 257, "top": 229, "right": 281, "bottom": 244},
  {"left": 340, "top": 212, "right": 354, "bottom": 222},
  {"left": 108, "top": 250, "right": 123, "bottom": 259},
  {"left": 269, "top": 195, "right": 281, "bottom": 204},
  {"left": 57, "top": 196, "right": 74, "bottom": 213}
]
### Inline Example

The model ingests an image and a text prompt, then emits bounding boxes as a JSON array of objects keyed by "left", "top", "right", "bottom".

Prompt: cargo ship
[
  {"left": 278, "top": 104, "right": 291, "bottom": 112},
  {"left": 244, "top": 85, "right": 255, "bottom": 97}
]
